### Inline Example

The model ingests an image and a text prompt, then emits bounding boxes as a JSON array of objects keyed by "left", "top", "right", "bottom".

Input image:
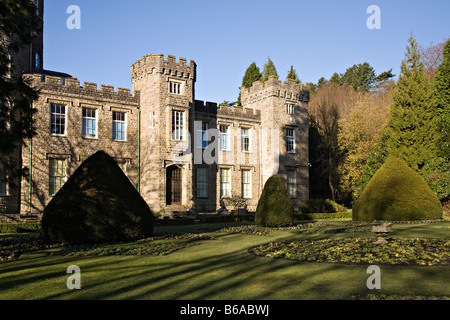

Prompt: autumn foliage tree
[{"left": 338, "top": 81, "right": 394, "bottom": 199}]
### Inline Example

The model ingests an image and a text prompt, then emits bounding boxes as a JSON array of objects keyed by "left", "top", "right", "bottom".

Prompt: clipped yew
[
  {"left": 353, "top": 156, "right": 442, "bottom": 221},
  {"left": 41, "top": 151, "right": 154, "bottom": 244},
  {"left": 255, "top": 175, "right": 294, "bottom": 227}
]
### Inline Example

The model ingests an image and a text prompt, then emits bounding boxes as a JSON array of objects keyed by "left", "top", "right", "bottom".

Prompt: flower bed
[
  {"left": 0, "top": 236, "right": 49, "bottom": 262},
  {"left": 220, "top": 222, "right": 370, "bottom": 236},
  {"left": 0, "top": 233, "right": 215, "bottom": 262},
  {"left": 248, "top": 238, "right": 450, "bottom": 266},
  {"left": 49, "top": 242, "right": 196, "bottom": 257}
]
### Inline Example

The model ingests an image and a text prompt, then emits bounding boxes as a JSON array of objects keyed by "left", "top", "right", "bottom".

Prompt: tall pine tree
[
  {"left": 286, "top": 65, "right": 301, "bottom": 84},
  {"left": 356, "top": 35, "right": 446, "bottom": 200},
  {"left": 237, "top": 62, "right": 262, "bottom": 106},
  {"left": 241, "top": 62, "right": 262, "bottom": 88},
  {"left": 262, "top": 57, "right": 278, "bottom": 81},
  {"left": 384, "top": 34, "right": 439, "bottom": 171},
  {"left": 420, "top": 39, "right": 450, "bottom": 201},
  {"left": 434, "top": 39, "right": 450, "bottom": 159}
]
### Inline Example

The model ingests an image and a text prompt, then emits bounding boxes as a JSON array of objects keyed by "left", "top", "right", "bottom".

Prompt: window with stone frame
[
  {"left": 50, "top": 103, "right": 67, "bottom": 136},
  {"left": 241, "top": 127, "right": 250, "bottom": 152},
  {"left": 149, "top": 111, "right": 156, "bottom": 128},
  {"left": 241, "top": 169, "right": 251, "bottom": 199},
  {"left": 82, "top": 108, "right": 97, "bottom": 138},
  {"left": 196, "top": 167, "right": 208, "bottom": 198},
  {"left": 286, "top": 128, "right": 295, "bottom": 153},
  {"left": 172, "top": 110, "right": 185, "bottom": 141},
  {"left": 49, "top": 158, "right": 67, "bottom": 196},
  {"left": 219, "top": 125, "right": 230, "bottom": 151},
  {"left": 287, "top": 169, "right": 297, "bottom": 198},
  {"left": 112, "top": 111, "right": 126, "bottom": 141},
  {"left": 169, "top": 80, "right": 182, "bottom": 95},
  {"left": 286, "top": 103, "right": 295, "bottom": 114},
  {"left": 220, "top": 168, "right": 231, "bottom": 198},
  {"left": 197, "top": 121, "right": 208, "bottom": 149}
]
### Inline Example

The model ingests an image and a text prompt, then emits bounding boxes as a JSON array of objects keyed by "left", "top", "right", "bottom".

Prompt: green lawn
[{"left": 0, "top": 220, "right": 449, "bottom": 300}]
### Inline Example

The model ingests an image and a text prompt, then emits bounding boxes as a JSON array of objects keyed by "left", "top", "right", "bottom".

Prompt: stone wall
[
  {"left": 193, "top": 101, "right": 262, "bottom": 212},
  {"left": 8, "top": 54, "right": 310, "bottom": 216},
  {"left": 241, "top": 77, "right": 310, "bottom": 209},
  {"left": 19, "top": 74, "right": 140, "bottom": 213},
  {"left": 131, "top": 54, "right": 196, "bottom": 213}
]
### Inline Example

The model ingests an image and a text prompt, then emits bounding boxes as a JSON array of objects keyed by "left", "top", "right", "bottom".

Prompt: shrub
[
  {"left": 294, "top": 211, "right": 352, "bottom": 221},
  {"left": 353, "top": 156, "right": 442, "bottom": 221},
  {"left": 0, "top": 222, "right": 41, "bottom": 234},
  {"left": 299, "top": 199, "right": 347, "bottom": 214},
  {"left": 255, "top": 175, "right": 294, "bottom": 227},
  {"left": 41, "top": 151, "right": 154, "bottom": 245}
]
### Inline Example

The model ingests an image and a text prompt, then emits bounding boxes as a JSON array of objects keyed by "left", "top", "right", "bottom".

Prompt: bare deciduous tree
[{"left": 420, "top": 40, "right": 447, "bottom": 81}]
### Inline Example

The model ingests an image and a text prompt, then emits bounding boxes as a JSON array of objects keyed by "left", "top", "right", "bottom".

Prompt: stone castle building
[{"left": 1, "top": 0, "right": 310, "bottom": 216}]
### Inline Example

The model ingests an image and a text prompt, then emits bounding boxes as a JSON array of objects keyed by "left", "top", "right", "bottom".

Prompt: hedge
[
  {"left": 154, "top": 214, "right": 256, "bottom": 226},
  {"left": 294, "top": 211, "right": 352, "bottom": 221},
  {"left": 0, "top": 222, "right": 41, "bottom": 234}
]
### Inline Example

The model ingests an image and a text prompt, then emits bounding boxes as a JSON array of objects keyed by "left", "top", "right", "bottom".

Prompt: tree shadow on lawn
[
  {"left": 1, "top": 241, "right": 356, "bottom": 300},
  {"left": 0, "top": 254, "right": 87, "bottom": 297},
  {"left": 2, "top": 227, "right": 449, "bottom": 300},
  {"left": 53, "top": 249, "right": 355, "bottom": 300}
]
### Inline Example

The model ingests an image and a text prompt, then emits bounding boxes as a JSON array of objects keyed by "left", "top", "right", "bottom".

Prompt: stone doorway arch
[{"left": 166, "top": 165, "right": 182, "bottom": 205}]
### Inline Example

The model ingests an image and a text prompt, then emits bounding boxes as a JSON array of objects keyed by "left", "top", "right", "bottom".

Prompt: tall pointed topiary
[
  {"left": 41, "top": 151, "right": 154, "bottom": 244},
  {"left": 353, "top": 156, "right": 442, "bottom": 221},
  {"left": 255, "top": 175, "right": 294, "bottom": 227}
]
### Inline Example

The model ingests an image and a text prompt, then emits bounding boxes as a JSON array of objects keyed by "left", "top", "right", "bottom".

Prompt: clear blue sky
[{"left": 43, "top": 0, "right": 449, "bottom": 103}]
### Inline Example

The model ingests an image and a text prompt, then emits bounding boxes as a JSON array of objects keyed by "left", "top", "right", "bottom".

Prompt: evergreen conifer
[
  {"left": 286, "top": 65, "right": 301, "bottom": 84},
  {"left": 237, "top": 62, "right": 262, "bottom": 106},
  {"left": 255, "top": 175, "right": 294, "bottom": 227},
  {"left": 262, "top": 57, "right": 278, "bottom": 81}
]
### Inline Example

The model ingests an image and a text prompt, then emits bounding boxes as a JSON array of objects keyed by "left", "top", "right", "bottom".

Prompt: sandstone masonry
[{"left": 2, "top": 0, "right": 310, "bottom": 217}]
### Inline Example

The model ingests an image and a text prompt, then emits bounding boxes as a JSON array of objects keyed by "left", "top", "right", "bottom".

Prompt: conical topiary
[
  {"left": 255, "top": 175, "right": 294, "bottom": 227},
  {"left": 41, "top": 151, "right": 154, "bottom": 244},
  {"left": 353, "top": 156, "right": 442, "bottom": 221}
]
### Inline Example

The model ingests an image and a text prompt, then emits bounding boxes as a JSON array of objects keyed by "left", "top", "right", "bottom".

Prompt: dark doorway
[{"left": 166, "top": 166, "right": 182, "bottom": 205}]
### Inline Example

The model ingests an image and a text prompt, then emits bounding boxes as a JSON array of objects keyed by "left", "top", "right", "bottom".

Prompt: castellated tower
[
  {"left": 240, "top": 77, "right": 310, "bottom": 208},
  {"left": 131, "top": 54, "right": 197, "bottom": 213}
]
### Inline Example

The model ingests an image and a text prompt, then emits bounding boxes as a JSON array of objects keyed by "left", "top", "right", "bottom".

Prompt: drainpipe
[
  {"left": 137, "top": 108, "right": 141, "bottom": 193},
  {"left": 29, "top": 137, "right": 32, "bottom": 214}
]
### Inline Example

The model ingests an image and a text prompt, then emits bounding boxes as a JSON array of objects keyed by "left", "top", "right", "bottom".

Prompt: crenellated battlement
[
  {"left": 131, "top": 53, "right": 196, "bottom": 82},
  {"left": 195, "top": 100, "right": 261, "bottom": 121},
  {"left": 25, "top": 73, "right": 140, "bottom": 105},
  {"left": 240, "top": 76, "right": 310, "bottom": 106}
]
